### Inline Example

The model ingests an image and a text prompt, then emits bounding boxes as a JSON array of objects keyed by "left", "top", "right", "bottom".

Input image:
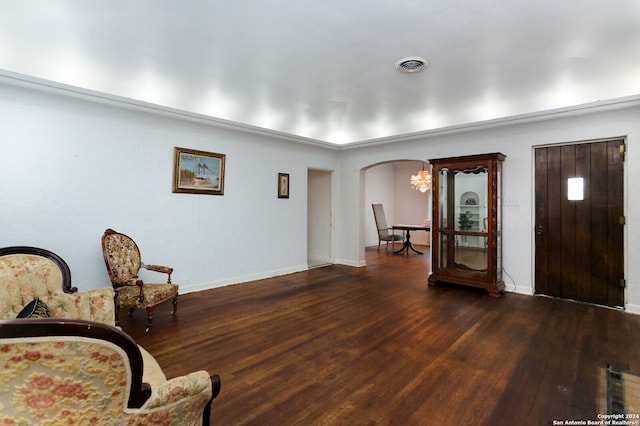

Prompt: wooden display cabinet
[{"left": 428, "top": 153, "right": 506, "bottom": 297}]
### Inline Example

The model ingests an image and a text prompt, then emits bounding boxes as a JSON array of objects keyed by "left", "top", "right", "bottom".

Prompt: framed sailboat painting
[{"left": 172, "top": 147, "right": 226, "bottom": 195}]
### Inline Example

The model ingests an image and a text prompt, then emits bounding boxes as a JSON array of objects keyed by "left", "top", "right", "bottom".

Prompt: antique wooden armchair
[{"left": 101, "top": 229, "right": 179, "bottom": 332}]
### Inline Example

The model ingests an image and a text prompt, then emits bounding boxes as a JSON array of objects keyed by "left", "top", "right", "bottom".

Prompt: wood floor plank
[{"left": 119, "top": 247, "right": 640, "bottom": 425}]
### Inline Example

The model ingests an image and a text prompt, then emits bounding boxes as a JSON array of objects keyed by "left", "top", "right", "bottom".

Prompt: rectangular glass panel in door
[{"left": 454, "top": 166, "right": 488, "bottom": 272}]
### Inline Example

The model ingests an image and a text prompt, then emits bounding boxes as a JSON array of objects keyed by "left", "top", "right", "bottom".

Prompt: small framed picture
[
  {"left": 278, "top": 173, "right": 290, "bottom": 198},
  {"left": 172, "top": 147, "right": 225, "bottom": 195}
]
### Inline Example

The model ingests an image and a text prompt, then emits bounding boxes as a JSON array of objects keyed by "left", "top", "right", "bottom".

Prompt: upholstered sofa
[
  {"left": 0, "top": 246, "right": 220, "bottom": 425},
  {"left": 0, "top": 247, "right": 115, "bottom": 324}
]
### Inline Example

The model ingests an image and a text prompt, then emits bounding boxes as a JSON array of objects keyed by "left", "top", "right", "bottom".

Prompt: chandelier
[{"left": 410, "top": 162, "right": 431, "bottom": 193}]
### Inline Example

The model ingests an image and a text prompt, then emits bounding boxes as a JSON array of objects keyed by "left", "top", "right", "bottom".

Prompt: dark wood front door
[{"left": 534, "top": 139, "right": 625, "bottom": 307}]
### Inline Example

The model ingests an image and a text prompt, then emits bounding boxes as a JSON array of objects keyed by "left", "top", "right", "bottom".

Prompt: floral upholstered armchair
[
  {"left": 0, "top": 246, "right": 221, "bottom": 425},
  {"left": 0, "top": 318, "right": 220, "bottom": 425},
  {"left": 101, "top": 229, "right": 179, "bottom": 332}
]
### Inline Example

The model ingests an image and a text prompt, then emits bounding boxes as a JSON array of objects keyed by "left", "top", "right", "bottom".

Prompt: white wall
[
  {"left": 0, "top": 76, "right": 338, "bottom": 293},
  {"left": 3, "top": 73, "right": 640, "bottom": 313},
  {"left": 337, "top": 100, "right": 640, "bottom": 312}
]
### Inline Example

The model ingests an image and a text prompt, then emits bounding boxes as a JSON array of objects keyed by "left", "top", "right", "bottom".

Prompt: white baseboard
[
  {"left": 179, "top": 264, "right": 309, "bottom": 294},
  {"left": 624, "top": 304, "right": 640, "bottom": 315},
  {"left": 308, "top": 254, "right": 331, "bottom": 264},
  {"left": 334, "top": 258, "right": 366, "bottom": 267},
  {"left": 509, "top": 284, "right": 534, "bottom": 295},
  {"left": 179, "top": 259, "right": 368, "bottom": 294}
]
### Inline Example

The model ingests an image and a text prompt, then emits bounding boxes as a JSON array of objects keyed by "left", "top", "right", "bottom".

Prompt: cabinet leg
[{"left": 487, "top": 289, "right": 502, "bottom": 298}]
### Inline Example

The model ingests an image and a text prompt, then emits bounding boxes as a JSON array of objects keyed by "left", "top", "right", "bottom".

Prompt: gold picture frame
[
  {"left": 278, "top": 173, "right": 290, "bottom": 199},
  {"left": 172, "top": 147, "right": 225, "bottom": 195}
]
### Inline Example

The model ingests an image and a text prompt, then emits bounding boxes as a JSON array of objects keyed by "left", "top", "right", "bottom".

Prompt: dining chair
[{"left": 372, "top": 204, "right": 403, "bottom": 252}]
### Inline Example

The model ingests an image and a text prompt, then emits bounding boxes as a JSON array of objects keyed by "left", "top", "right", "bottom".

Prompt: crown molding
[
  {"left": 342, "top": 94, "right": 640, "bottom": 150},
  {"left": 3, "top": 69, "right": 639, "bottom": 151},
  {"left": 0, "top": 69, "right": 342, "bottom": 150}
]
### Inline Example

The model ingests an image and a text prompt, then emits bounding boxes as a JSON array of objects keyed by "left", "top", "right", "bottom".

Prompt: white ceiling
[{"left": 2, "top": 1, "right": 640, "bottom": 146}]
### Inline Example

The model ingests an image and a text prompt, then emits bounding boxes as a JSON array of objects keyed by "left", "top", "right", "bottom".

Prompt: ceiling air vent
[{"left": 395, "top": 56, "right": 429, "bottom": 73}]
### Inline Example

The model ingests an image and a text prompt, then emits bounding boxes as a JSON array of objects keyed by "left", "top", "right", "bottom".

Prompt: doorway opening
[
  {"left": 307, "top": 169, "right": 333, "bottom": 268},
  {"left": 363, "top": 160, "right": 431, "bottom": 252}
]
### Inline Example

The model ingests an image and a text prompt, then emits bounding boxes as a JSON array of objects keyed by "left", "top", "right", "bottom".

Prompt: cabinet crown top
[{"left": 428, "top": 152, "right": 506, "bottom": 164}]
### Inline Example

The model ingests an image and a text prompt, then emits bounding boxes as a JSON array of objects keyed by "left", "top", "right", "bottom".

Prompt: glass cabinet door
[{"left": 452, "top": 165, "right": 488, "bottom": 273}]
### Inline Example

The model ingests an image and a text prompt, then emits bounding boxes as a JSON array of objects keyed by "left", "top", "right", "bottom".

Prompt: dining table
[{"left": 391, "top": 224, "right": 431, "bottom": 255}]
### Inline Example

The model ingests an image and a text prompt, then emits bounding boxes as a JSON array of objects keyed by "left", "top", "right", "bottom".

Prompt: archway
[{"left": 362, "top": 160, "right": 432, "bottom": 252}]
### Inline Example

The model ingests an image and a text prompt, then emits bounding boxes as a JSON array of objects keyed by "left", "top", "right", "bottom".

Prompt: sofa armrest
[
  {"left": 82, "top": 287, "right": 116, "bottom": 325},
  {"left": 141, "top": 370, "right": 220, "bottom": 425},
  {"left": 142, "top": 370, "right": 213, "bottom": 408},
  {"left": 45, "top": 287, "right": 116, "bottom": 326}
]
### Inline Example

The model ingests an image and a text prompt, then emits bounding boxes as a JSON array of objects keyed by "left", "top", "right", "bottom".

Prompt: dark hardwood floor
[{"left": 119, "top": 247, "right": 640, "bottom": 425}]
